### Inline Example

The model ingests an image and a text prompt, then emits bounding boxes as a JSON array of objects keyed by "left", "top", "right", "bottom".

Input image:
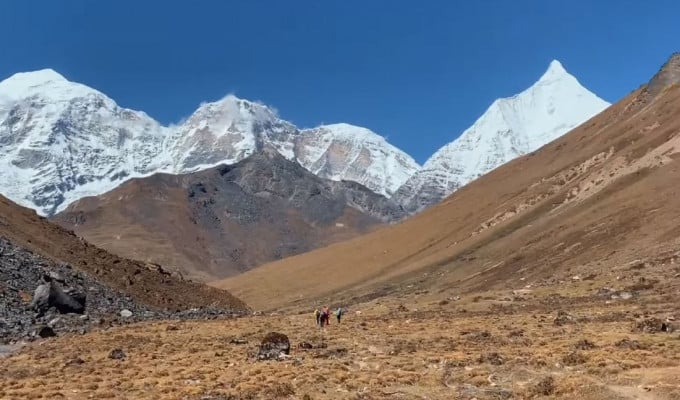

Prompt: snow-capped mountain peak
[
  {"left": 0, "top": 60, "right": 608, "bottom": 216},
  {"left": 293, "top": 123, "right": 420, "bottom": 197},
  {"left": 0, "top": 71, "right": 417, "bottom": 214},
  {"left": 0, "top": 69, "right": 96, "bottom": 103},
  {"left": 393, "top": 60, "right": 610, "bottom": 213},
  {"left": 538, "top": 59, "right": 568, "bottom": 82},
  {"left": 1, "top": 69, "right": 68, "bottom": 88}
]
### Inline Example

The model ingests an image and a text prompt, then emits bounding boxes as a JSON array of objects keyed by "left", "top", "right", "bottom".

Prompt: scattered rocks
[
  {"left": 257, "top": 332, "right": 290, "bottom": 361},
  {"left": 597, "top": 287, "right": 635, "bottom": 301},
  {"left": 108, "top": 348, "right": 126, "bottom": 360},
  {"left": 0, "top": 237, "right": 239, "bottom": 344}
]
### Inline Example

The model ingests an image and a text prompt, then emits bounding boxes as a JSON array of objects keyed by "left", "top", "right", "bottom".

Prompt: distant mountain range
[
  {"left": 53, "top": 148, "right": 405, "bottom": 280},
  {"left": 0, "top": 60, "right": 608, "bottom": 216}
]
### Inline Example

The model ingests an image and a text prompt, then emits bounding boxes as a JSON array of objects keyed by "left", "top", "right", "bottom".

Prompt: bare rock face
[
  {"left": 30, "top": 281, "right": 86, "bottom": 315},
  {"left": 647, "top": 53, "right": 680, "bottom": 97},
  {"left": 257, "top": 332, "right": 290, "bottom": 361},
  {"left": 54, "top": 149, "right": 406, "bottom": 280}
]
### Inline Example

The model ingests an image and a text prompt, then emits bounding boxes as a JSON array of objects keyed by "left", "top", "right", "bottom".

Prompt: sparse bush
[
  {"left": 615, "top": 338, "right": 649, "bottom": 350},
  {"left": 262, "top": 383, "right": 295, "bottom": 398},
  {"left": 625, "top": 277, "right": 657, "bottom": 291},
  {"left": 478, "top": 352, "right": 504, "bottom": 365},
  {"left": 562, "top": 351, "right": 587, "bottom": 366},
  {"left": 573, "top": 339, "right": 597, "bottom": 350},
  {"left": 531, "top": 376, "right": 556, "bottom": 396}
]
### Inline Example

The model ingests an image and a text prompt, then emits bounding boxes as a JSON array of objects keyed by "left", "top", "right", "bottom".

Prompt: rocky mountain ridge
[{"left": 53, "top": 148, "right": 405, "bottom": 280}]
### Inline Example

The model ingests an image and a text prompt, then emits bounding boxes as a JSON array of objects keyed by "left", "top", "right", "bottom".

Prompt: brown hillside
[
  {"left": 216, "top": 55, "right": 680, "bottom": 311},
  {"left": 0, "top": 194, "right": 247, "bottom": 312},
  {"left": 53, "top": 149, "right": 402, "bottom": 281}
]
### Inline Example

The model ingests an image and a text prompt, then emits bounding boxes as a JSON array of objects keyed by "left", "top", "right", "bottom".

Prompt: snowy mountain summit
[
  {"left": 392, "top": 60, "right": 610, "bottom": 213},
  {"left": 0, "top": 73, "right": 418, "bottom": 215},
  {"left": 0, "top": 61, "right": 608, "bottom": 217}
]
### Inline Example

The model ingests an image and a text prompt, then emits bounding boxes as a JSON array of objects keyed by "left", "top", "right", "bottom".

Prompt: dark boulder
[
  {"left": 108, "top": 348, "right": 126, "bottom": 360},
  {"left": 35, "top": 325, "right": 56, "bottom": 338},
  {"left": 258, "top": 332, "right": 290, "bottom": 360}
]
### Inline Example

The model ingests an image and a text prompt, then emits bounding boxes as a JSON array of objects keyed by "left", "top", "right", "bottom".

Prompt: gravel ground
[{"left": 0, "top": 236, "right": 240, "bottom": 345}]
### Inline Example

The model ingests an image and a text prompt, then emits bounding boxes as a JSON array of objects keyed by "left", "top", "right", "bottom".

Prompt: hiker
[
  {"left": 321, "top": 305, "right": 330, "bottom": 327},
  {"left": 335, "top": 307, "right": 344, "bottom": 323},
  {"left": 314, "top": 309, "right": 321, "bottom": 326}
]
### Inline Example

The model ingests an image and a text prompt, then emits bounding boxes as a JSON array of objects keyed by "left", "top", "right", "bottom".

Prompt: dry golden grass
[{"left": 3, "top": 269, "right": 680, "bottom": 399}]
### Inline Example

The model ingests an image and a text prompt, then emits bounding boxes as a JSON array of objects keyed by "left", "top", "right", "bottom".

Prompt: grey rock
[
  {"left": 47, "top": 271, "right": 66, "bottom": 283},
  {"left": 30, "top": 281, "right": 85, "bottom": 315},
  {"left": 119, "top": 309, "right": 133, "bottom": 318},
  {"left": 619, "top": 292, "right": 633, "bottom": 300}
]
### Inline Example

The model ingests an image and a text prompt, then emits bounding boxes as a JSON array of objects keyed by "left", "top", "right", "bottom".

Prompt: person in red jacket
[{"left": 321, "top": 305, "right": 330, "bottom": 327}]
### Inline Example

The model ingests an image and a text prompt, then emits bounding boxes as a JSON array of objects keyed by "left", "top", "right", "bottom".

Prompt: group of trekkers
[{"left": 314, "top": 305, "right": 343, "bottom": 327}]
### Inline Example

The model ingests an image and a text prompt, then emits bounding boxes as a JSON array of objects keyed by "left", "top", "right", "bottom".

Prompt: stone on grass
[{"left": 257, "top": 332, "right": 290, "bottom": 361}]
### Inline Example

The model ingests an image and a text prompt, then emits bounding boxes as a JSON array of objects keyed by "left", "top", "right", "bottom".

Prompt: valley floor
[{"left": 2, "top": 273, "right": 680, "bottom": 400}]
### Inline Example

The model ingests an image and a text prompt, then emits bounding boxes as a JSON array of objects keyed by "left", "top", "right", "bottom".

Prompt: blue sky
[{"left": 1, "top": 1, "right": 678, "bottom": 163}]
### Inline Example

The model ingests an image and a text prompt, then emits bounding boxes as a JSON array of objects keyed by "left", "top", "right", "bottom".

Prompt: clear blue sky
[{"left": 1, "top": 1, "right": 679, "bottom": 163}]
